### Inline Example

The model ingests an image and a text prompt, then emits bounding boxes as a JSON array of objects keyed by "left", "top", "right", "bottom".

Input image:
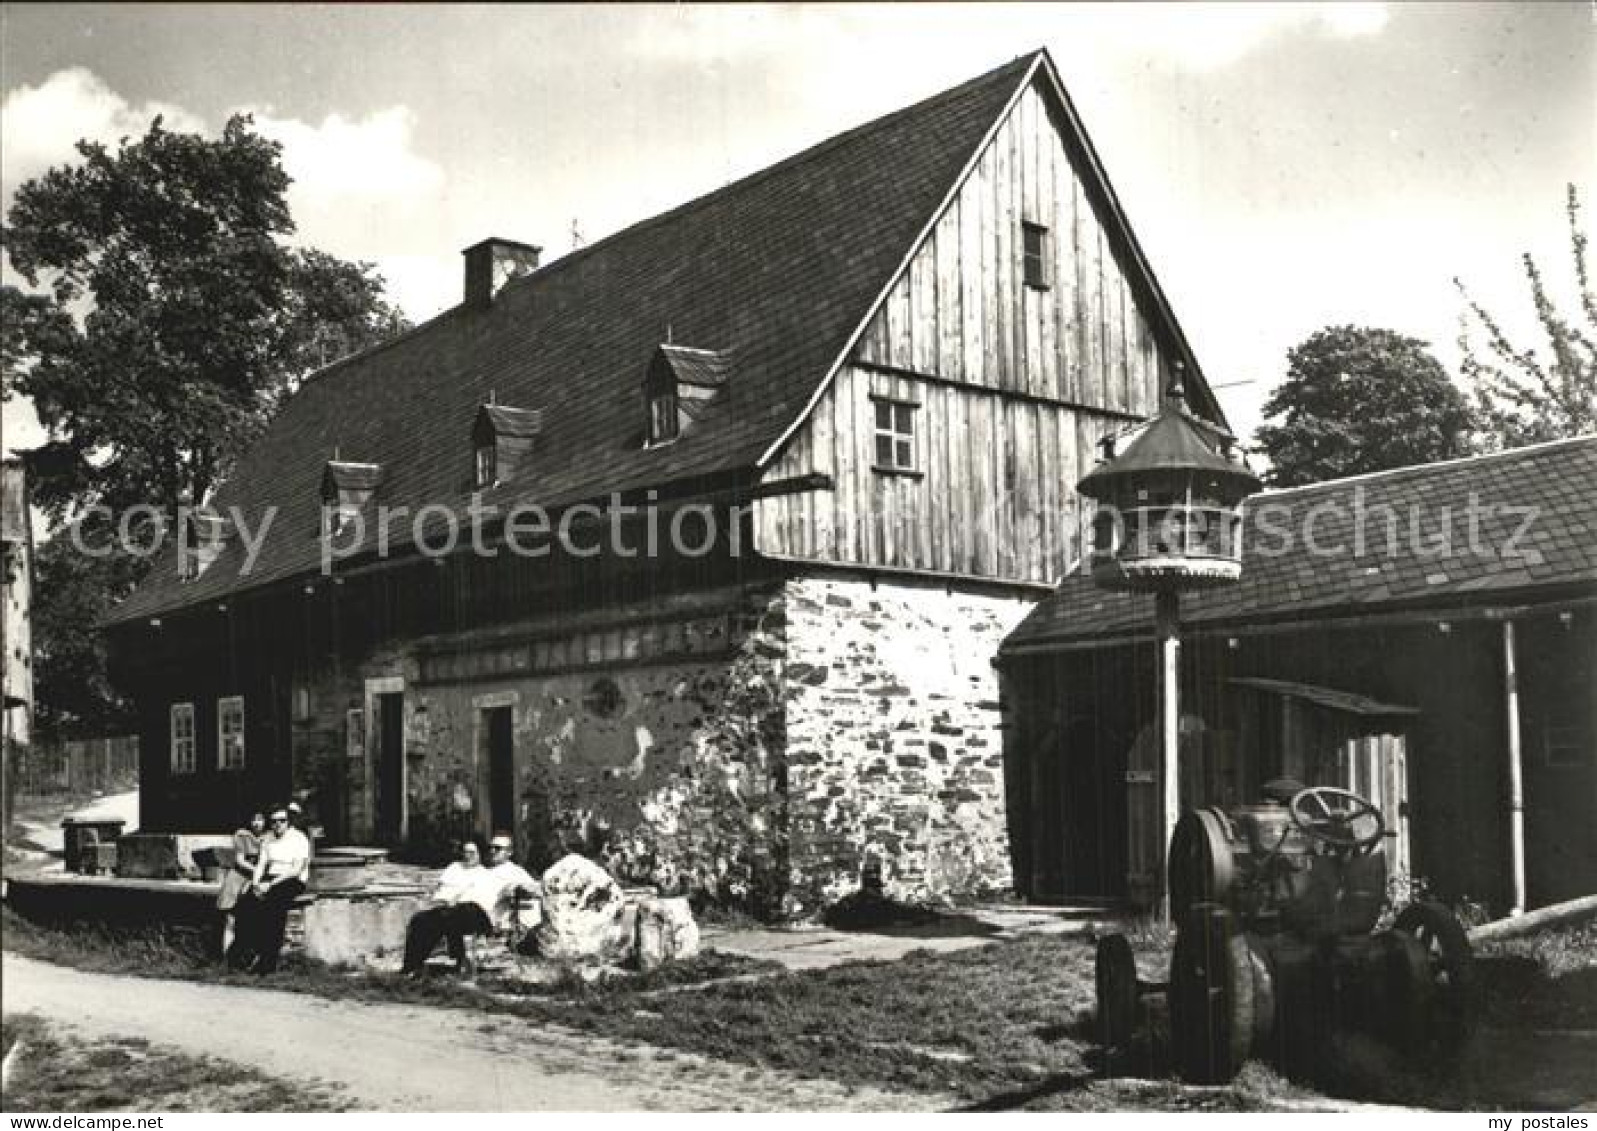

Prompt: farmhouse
[
  {"left": 999, "top": 437, "right": 1597, "bottom": 915},
  {"left": 106, "top": 49, "right": 1229, "bottom": 916}
]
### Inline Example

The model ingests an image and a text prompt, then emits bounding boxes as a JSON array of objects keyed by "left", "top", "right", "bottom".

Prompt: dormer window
[
  {"left": 321, "top": 460, "right": 382, "bottom": 538},
  {"left": 178, "top": 509, "right": 230, "bottom": 581},
  {"left": 643, "top": 343, "right": 731, "bottom": 448},
  {"left": 648, "top": 391, "right": 680, "bottom": 445},
  {"left": 475, "top": 442, "right": 497, "bottom": 489},
  {"left": 472, "top": 404, "right": 540, "bottom": 488}
]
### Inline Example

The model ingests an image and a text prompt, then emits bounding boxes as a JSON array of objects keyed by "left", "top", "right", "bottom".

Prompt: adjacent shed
[{"left": 999, "top": 437, "right": 1597, "bottom": 913}]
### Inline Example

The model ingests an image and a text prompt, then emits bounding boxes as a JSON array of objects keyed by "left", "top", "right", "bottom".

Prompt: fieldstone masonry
[
  {"left": 781, "top": 575, "right": 1031, "bottom": 914},
  {"left": 287, "top": 574, "right": 1032, "bottom": 919}
]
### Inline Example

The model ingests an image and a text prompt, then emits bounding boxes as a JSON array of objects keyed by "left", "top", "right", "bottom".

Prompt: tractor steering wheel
[{"left": 1288, "top": 786, "right": 1385, "bottom": 854}]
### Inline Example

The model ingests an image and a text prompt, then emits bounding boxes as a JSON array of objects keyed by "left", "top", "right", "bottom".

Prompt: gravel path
[{"left": 2, "top": 953, "right": 947, "bottom": 1112}]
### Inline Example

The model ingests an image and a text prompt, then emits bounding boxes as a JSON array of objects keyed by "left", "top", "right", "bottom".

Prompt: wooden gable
[{"left": 755, "top": 66, "right": 1207, "bottom": 587}]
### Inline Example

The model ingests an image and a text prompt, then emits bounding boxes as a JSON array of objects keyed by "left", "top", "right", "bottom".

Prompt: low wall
[{"left": 302, "top": 892, "right": 430, "bottom": 967}]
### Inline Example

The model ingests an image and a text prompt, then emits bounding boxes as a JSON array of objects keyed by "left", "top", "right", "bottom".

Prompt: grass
[
  {"left": 7, "top": 905, "right": 1593, "bottom": 1110},
  {"left": 0, "top": 1013, "right": 349, "bottom": 1112}
]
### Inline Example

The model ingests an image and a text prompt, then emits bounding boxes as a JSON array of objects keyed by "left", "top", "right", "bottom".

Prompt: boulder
[
  {"left": 535, "top": 854, "right": 631, "bottom": 964},
  {"left": 635, "top": 896, "right": 700, "bottom": 971}
]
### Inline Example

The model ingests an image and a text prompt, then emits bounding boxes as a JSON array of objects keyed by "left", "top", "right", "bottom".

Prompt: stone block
[
  {"left": 635, "top": 896, "right": 700, "bottom": 970},
  {"left": 535, "top": 853, "right": 632, "bottom": 964},
  {"left": 303, "top": 893, "right": 430, "bottom": 967},
  {"left": 114, "top": 833, "right": 233, "bottom": 880}
]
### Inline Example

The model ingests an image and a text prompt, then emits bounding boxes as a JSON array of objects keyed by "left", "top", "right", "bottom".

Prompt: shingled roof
[
  {"left": 110, "top": 49, "right": 1217, "bottom": 626},
  {"left": 1003, "top": 436, "right": 1597, "bottom": 653}
]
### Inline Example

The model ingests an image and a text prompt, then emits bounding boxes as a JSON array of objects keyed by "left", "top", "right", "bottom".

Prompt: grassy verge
[
  {"left": 0, "top": 908, "right": 1318, "bottom": 1110},
  {"left": 9, "top": 906, "right": 1590, "bottom": 1110},
  {"left": 1, "top": 1012, "right": 348, "bottom": 1112}
]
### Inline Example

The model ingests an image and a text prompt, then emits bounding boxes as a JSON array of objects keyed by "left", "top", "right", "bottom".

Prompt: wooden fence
[{"left": 9, "top": 735, "right": 139, "bottom": 797}]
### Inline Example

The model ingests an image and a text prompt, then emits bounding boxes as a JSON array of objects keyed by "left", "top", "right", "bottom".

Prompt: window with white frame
[
  {"left": 648, "top": 390, "right": 679, "bottom": 445},
  {"left": 474, "top": 442, "right": 497, "bottom": 489},
  {"left": 170, "top": 703, "right": 196, "bottom": 775},
  {"left": 872, "top": 398, "right": 918, "bottom": 472},
  {"left": 218, "top": 696, "right": 246, "bottom": 770}
]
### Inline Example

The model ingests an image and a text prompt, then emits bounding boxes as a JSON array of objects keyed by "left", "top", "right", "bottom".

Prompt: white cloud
[
  {"left": 243, "top": 105, "right": 447, "bottom": 269},
  {"left": 248, "top": 106, "right": 443, "bottom": 205},
  {"left": 3, "top": 69, "right": 450, "bottom": 321},
  {"left": 1, "top": 67, "right": 205, "bottom": 199}
]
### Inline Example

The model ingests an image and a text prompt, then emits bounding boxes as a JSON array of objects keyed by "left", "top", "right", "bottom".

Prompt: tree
[
  {"left": 28, "top": 517, "right": 144, "bottom": 739},
  {"left": 2, "top": 114, "right": 410, "bottom": 740},
  {"left": 2, "top": 114, "right": 409, "bottom": 523},
  {"left": 1255, "top": 326, "right": 1474, "bottom": 487},
  {"left": 1456, "top": 184, "right": 1597, "bottom": 449}
]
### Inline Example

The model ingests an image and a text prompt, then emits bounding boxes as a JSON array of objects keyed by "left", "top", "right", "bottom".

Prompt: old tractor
[{"left": 1094, "top": 780, "right": 1477, "bottom": 1083}]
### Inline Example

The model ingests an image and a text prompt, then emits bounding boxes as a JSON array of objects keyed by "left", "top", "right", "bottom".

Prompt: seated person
[
  {"left": 478, "top": 833, "right": 542, "bottom": 941},
  {"left": 401, "top": 833, "right": 541, "bottom": 979},
  {"left": 401, "top": 838, "right": 491, "bottom": 978},
  {"left": 228, "top": 806, "right": 311, "bottom": 974}
]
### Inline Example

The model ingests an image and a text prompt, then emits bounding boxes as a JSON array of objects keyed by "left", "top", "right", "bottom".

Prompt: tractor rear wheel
[
  {"left": 1095, "top": 933, "right": 1140, "bottom": 1049},
  {"left": 1393, "top": 900, "right": 1478, "bottom": 1060},
  {"left": 1170, "top": 902, "right": 1255, "bottom": 1083}
]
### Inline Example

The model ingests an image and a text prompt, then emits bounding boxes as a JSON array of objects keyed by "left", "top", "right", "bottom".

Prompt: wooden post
[
  {"left": 1502, "top": 620, "right": 1526, "bottom": 916},
  {"left": 1156, "top": 588, "right": 1181, "bottom": 921}
]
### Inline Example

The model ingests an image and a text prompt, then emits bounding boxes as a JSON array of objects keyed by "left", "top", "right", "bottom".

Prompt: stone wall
[
  {"left": 781, "top": 574, "right": 1035, "bottom": 915},
  {"left": 282, "top": 573, "right": 1032, "bottom": 919},
  {"left": 292, "top": 584, "right": 792, "bottom": 915}
]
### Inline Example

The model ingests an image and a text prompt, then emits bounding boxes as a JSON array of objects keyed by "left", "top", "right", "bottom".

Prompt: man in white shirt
[
  {"left": 228, "top": 807, "right": 311, "bottom": 974},
  {"left": 470, "top": 834, "right": 542, "bottom": 936},
  {"left": 400, "top": 839, "right": 491, "bottom": 977}
]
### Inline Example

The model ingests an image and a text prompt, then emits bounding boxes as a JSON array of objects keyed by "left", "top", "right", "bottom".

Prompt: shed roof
[{"left": 1004, "top": 436, "right": 1597, "bottom": 653}]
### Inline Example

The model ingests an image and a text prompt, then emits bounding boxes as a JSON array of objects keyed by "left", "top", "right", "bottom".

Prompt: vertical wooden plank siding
[{"left": 752, "top": 81, "right": 1190, "bottom": 586}]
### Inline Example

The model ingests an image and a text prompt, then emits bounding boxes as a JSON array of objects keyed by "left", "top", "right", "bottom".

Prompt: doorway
[
  {"left": 485, "top": 705, "right": 516, "bottom": 844},
  {"left": 373, "top": 692, "right": 405, "bottom": 847}
]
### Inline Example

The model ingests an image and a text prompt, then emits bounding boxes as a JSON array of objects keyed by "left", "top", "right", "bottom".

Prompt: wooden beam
[{"left": 1503, "top": 619, "right": 1527, "bottom": 916}]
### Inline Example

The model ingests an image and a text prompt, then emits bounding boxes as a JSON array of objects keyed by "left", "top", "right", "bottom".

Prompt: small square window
[
  {"left": 1022, "top": 221, "right": 1051, "bottom": 290},
  {"left": 170, "top": 703, "right": 196, "bottom": 775},
  {"left": 218, "top": 696, "right": 246, "bottom": 771},
  {"left": 649, "top": 391, "right": 679, "bottom": 445},
  {"left": 872, "top": 397, "right": 917, "bottom": 472}
]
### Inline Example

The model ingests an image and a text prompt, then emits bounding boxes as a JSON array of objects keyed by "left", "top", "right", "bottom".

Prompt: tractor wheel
[
  {"left": 1393, "top": 900, "right": 1479, "bottom": 1060},
  {"left": 1170, "top": 903, "right": 1255, "bottom": 1084},
  {"left": 1378, "top": 928, "right": 1433, "bottom": 1052},
  {"left": 1168, "top": 808, "right": 1235, "bottom": 919},
  {"left": 1095, "top": 934, "right": 1140, "bottom": 1049}
]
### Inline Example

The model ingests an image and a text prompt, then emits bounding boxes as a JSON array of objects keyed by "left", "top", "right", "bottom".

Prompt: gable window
[
  {"left": 648, "top": 390, "right": 680, "bottom": 445},
  {"left": 170, "top": 703, "right": 196, "bottom": 775},
  {"left": 218, "top": 695, "right": 246, "bottom": 770},
  {"left": 474, "top": 441, "right": 497, "bottom": 489},
  {"left": 1022, "top": 220, "right": 1051, "bottom": 290},
  {"left": 873, "top": 397, "right": 918, "bottom": 473}
]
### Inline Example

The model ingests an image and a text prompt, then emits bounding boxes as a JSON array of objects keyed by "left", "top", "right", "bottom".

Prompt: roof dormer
[
  {"left": 643, "top": 344, "right": 730, "bottom": 447},
  {"left": 178, "top": 508, "right": 231, "bottom": 582},
  {"left": 321, "top": 460, "right": 382, "bottom": 536},
  {"left": 471, "top": 404, "right": 542, "bottom": 488}
]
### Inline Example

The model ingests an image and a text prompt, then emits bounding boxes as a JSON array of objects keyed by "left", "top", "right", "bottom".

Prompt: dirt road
[{"left": 2, "top": 953, "right": 946, "bottom": 1112}]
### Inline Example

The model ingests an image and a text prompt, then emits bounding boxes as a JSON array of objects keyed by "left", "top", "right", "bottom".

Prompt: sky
[{"left": 2, "top": 2, "right": 1593, "bottom": 462}]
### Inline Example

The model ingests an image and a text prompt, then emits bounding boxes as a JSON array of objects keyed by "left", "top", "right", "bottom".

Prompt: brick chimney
[{"left": 462, "top": 238, "right": 542, "bottom": 309}]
